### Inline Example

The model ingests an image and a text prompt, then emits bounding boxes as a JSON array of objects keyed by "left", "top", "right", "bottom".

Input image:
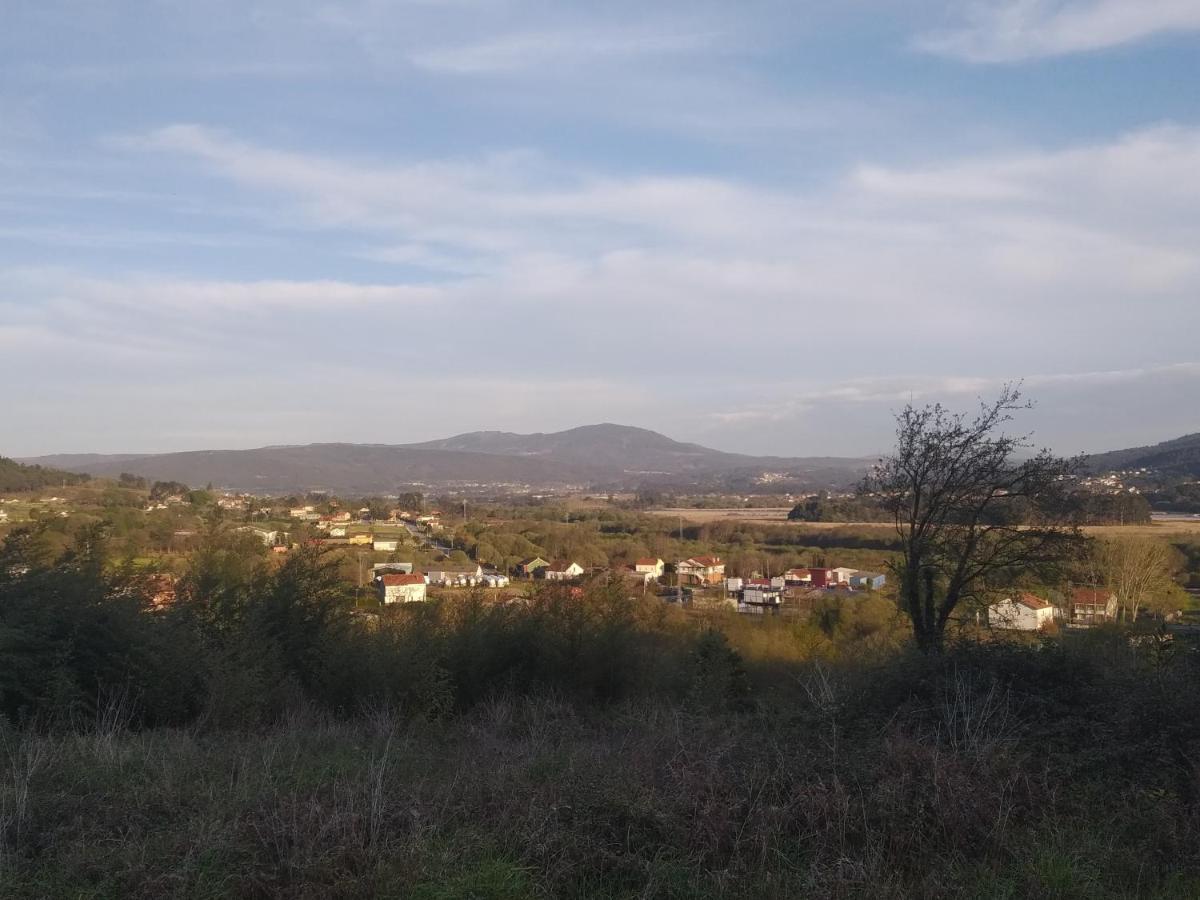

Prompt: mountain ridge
[{"left": 19, "top": 425, "right": 873, "bottom": 494}]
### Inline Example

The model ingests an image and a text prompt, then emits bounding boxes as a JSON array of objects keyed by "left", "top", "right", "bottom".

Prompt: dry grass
[{"left": 5, "top": 637, "right": 1200, "bottom": 899}]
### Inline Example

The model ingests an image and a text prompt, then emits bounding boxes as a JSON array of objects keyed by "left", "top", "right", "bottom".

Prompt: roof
[
  {"left": 518, "top": 557, "right": 549, "bottom": 567},
  {"left": 547, "top": 561, "right": 580, "bottom": 572},
  {"left": 1072, "top": 587, "right": 1115, "bottom": 605},
  {"left": 380, "top": 574, "right": 425, "bottom": 586},
  {"left": 682, "top": 555, "right": 722, "bottom": 567},
  {"left": 635, "top": 557, "right": 662, "bottom": 566},
  {"left": 1014, "top": 593, "right": 1051, "bottom": 610}
]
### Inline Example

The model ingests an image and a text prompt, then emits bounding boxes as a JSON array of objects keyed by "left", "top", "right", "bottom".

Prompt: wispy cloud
[
  {"left": 917, "top": 0, "right": 1200, "bottom": 63},
  {"left": 410, "top": 26, "right": 718, "bottom": 74}
]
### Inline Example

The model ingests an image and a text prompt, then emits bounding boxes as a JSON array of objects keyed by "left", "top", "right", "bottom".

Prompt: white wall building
[
  {"left": 988, "top": 594, "right": 1055, "bottom": 631},
  {"left": 376, "top": 573, "right": 427, "bottom": 604}
]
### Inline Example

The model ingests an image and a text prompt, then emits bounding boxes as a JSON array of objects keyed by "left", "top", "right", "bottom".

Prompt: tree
[
  {"left": 1094, "top": 537, "right": 1185, "bottom": 622},
  {"left": 865, "top": 386, "right": 1085, "bottom": 653}
]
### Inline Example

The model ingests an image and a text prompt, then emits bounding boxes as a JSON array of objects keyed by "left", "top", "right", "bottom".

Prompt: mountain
[
  {"left": 409, "top": 424, "right": 856, "bottom": 475},
  {"left": 19, "top": 425, "right": 872, "bottom": 494},
  {"left": 1084, "top": 432, "right": 1200, "bottom": 479}
]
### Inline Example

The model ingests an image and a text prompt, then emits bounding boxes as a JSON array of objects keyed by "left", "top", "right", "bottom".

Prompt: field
[{"left": 649, "top": 507, "right": 1200, "bottom": 537}]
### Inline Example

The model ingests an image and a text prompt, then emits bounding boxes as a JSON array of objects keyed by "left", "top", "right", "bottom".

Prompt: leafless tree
[
  {"left": 865, "top": 385, "right": 1085, "bottom": 653},
  {"left": 1094, "top": 537, "right": 1184, "bottom": 622}
]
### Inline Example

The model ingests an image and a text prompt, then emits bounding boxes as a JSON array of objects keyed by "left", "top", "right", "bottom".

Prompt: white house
[
  {"left": 236, "top": 526, "right": 278, "bottom": 547},
  {"left": 373, "top": 538, "right": 401, "bottom": 553},
  {"left": 376, "top": 573, "right": 427, "bottom": 604},
  {"left": 545, "top": 561, "right": 585, "bottom": 581},
  {"left": 329, "top": 526, "right": 347, "bottom": 538},
  {"left": 830, "top": 567, "right": 858, "bottom": 585},
  {"left": 676, "top": 556, "right": 725, "bottom": 586},
  {"left": 988, "top": 593, "right": 1055, "bottom": 631},
  {"left": 634, "top": 557, "right": 665, "bottom": 578}
]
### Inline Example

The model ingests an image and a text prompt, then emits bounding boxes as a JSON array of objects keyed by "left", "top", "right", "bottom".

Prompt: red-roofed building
[
  {"left": 676, "top": 556, "right": 725, "bottom": 586},
  {"left": 634, "top": 557, "right": 664, "bottom": 578},
  {"left": 988, "top": 593, "right": 1056, "bottom": 631},
  {"left": 1070, "top": 588, "right": 1118, "bottom": 625},
  {"left": 375, "top": 572, "right": 427, "bottom": 604}
]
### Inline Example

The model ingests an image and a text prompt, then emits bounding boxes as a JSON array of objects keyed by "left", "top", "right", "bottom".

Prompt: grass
[{"left": 5, "top": 640, "right": 1200, "bottom": 899}]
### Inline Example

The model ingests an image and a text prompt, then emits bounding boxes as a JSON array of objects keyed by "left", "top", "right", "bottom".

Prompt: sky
[{"left": 2, "top": 0, "right": 1199, "bottom": 458}]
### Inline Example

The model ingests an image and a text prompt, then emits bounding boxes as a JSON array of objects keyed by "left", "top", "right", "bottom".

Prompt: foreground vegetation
[{"left": 3, "top": 526, "right": 1200, "bottom": 897}]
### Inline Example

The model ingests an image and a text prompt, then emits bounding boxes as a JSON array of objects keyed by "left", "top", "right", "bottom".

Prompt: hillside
[
  {"left": 21, "top": 425, "right": 872, "bottom": 494},
  {"left": 1084, "top": 432, "right": 1200, "bottom": 479},
  {"left": 30, "top": 444, "right": 601, "bottom": 495},
  {"left": 0, "top": 456, "right": 90, "bottom": 493}
]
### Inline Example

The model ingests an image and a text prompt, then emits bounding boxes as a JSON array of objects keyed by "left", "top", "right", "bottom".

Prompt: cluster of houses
[
  {"left": 725, "top": 566, "right": 888, "bottom": 614},
  {"left": 987, "top": 587, "right": 1120, "bottom": 630},
  {"left": 372, "top": 561, "right": 511, "bottom": 603}
]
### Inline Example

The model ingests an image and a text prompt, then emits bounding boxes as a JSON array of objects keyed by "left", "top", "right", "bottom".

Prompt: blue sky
[{"left": 2, "top": 0, "right": 1198, "bottom": 457}]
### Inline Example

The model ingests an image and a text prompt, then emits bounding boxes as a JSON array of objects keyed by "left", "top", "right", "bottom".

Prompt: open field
[
  {"left": 649, "top": 507, "right": 804, "bottom": 524},
  {"left": 649, "top": 507, "right": 1200, "bottom": 537}
]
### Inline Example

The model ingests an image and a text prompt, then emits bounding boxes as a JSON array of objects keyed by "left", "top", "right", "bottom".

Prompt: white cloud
[
  {"left": 410, "top": 26, "right": 718, "bottom": 74},
  {"left": 917, "top": 0, "right": 1200, "bottom": 62}
]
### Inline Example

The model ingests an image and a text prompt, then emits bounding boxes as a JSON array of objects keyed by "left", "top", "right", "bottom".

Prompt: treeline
[
  {"left": 0, "top": 456, "right": 90, "bottom": 493},
  {"left": 1147, "top": 480, "right": 1200, "bottom": 514},
  {"left": 788, "top": 489, "right": 1152, "bottom": 526},
  {"left": 0, "top": 523, "right": 750, "bottom": 729}
]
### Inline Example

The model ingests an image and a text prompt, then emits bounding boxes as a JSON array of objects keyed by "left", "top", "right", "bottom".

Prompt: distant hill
[
  {"left": 0, "top": 456, "right": 90, "bottom": 493},
  {"left": 1084, "top": 432, "right": 1200, "bottom": 479},
  {"left": 20, "top": 425, "right": 872, "bottom": 494}
]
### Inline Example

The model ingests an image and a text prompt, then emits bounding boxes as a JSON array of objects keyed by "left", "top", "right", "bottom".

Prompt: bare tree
[
  {"left": 866, "top": 385, "right": 1085, "bottom": 653},
  {"left": 1094, "top": 537, "right": 1184, "bottom": 622}
]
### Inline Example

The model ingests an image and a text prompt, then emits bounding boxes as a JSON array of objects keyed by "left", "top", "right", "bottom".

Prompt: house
[
  {"left": 988, "top": 593, "right": 1055, "bottom": 631},
  {"left": 738, "top": 579, "right": 784, "bottom": 615},
  {"left": 373, "top": 538, "right": 400, "bottom": 553},
  {"left": 544, "top": 561, "right": 585, "bottom": 581},
  {"left": 329, "top": 526, "right": 347, "bottom": 538},
  {"left": 375, "top": 573, "right": 428, "bottom": 604},
  {"left": 1071, "top": 588, "right": 1119, "bottom": 624},
  {"left": 516, "top": 556, "right": 551, "bottom": 578},
  {"left": 634, "top": 557, "right": 665, "bottom": 578},
  {"left": 784, "top": 568, "right": 812, "bottom": 585},
  {"left": 830, "top": 567, "right": 858, "bottom": 585},
  {"left": 849, "top": 571, "right": 887, "bottom": 590},
  {"left": 676, "top": 556, "right": 725, "bottom": 586},
  {"left": 236, "top": 526, "right": 278, "bottom": 547},
  {"left": 348, "top": 533, "right": 373, "bottom": 546},
  {"left": 425, "top": 564, "right": 484, "bottom": 586},
  {"left": 624, "top": 567, "right": 657, "bottom": 587}
]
